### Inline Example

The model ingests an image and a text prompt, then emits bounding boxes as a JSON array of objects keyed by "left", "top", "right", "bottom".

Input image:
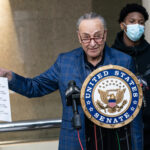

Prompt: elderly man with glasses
[{"left": 0, "top": 12, "right": 142, "bottom": 150}]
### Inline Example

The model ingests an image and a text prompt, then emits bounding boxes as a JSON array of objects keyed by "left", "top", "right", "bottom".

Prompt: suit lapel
[
  {"left": 102, "top": 44, "right": 113, "bottom": 66},
  {"left": 75, "top": 48, "right": 87, "bottom": 84}
]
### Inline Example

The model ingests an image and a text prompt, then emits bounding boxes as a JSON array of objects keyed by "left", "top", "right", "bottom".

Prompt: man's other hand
[{"left": 0, "top": 68, "right": 12, "bottom": 81}]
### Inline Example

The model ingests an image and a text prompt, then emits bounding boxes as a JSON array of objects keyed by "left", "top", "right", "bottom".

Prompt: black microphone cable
[
  {"left": 99, "top": 127, "right": 104, "bottom": 150},
  {"left": 124, "top": 126, "right": 130, "bottom": 150}
]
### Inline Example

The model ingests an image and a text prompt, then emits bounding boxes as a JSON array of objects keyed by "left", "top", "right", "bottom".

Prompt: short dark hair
[{"left": 118, "top": 3, "right": 149, "bottom": 23}]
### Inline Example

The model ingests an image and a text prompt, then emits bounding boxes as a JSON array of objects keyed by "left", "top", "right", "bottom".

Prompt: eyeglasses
[{"left": 79, "top": 32, "right": 105, "bottom": 44}]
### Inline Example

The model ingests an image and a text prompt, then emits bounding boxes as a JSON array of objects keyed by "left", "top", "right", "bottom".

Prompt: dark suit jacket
[{"left": 9, "top": 44, "right": 142, "bottom": 150}]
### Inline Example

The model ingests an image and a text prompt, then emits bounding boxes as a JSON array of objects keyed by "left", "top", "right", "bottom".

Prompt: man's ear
[
  {"left": 120, "top": 22, "right": 125, "bottom": 30},
  {"left": 77, "top": 31, "right": 82, "bottom": 44},
  {"left": 103, "top": 30, "right": 107, "bottom": 42}
]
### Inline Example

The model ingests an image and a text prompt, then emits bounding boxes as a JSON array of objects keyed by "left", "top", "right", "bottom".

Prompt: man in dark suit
[{"left": 0, "top": 12, "right": 142, "bottom": 150}]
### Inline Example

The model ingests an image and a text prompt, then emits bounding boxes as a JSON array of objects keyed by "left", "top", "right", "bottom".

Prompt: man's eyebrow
[
  {"left": 129, "top": 17, "right": 145, "bottom": 21},
  {"left": 80, "top": 33, "right": 90, "bottom": 36},
  {"left": 81, "top": 31, "right": 103, "bottom": 36},
  {"left": 94, "top": 31, "right": 104, "bottom": 34}
]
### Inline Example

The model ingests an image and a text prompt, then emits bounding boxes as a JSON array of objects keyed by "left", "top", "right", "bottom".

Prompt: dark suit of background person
[
  {"left": 112, "top": 3, "right": 150, "bottom": 150},
  {"left": 0, "top": 12, "right": 142, "bottom": 150}
]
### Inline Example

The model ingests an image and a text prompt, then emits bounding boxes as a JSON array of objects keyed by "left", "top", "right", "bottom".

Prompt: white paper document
[{"left": 0, "top": 77, "right": 12, "bottom": 122}]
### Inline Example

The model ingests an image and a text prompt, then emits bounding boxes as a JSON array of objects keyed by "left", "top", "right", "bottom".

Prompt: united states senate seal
[{"left": 80, "top": 65, "right": 143, "bottom": 128}]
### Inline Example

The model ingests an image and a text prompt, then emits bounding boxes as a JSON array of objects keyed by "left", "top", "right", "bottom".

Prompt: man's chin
[
  {"left": 88, "top": 53, "right": 101, "bottom": 59},
  {"left": 89, "top": 51, "right": 100, "bottom": 56}
]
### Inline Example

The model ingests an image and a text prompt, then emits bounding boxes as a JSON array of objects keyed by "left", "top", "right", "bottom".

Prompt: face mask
[{"left": 123, "top": 23, "right": 145, "bottom": 41}]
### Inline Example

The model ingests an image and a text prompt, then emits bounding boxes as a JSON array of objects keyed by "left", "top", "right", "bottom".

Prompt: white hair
[{"left": 76, "top": 12, "right": 107, "bottom": 30}]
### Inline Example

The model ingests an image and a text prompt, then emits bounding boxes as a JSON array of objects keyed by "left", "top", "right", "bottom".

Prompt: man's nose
[{"left": 89, "top": 39, "right": 96, "bottom": 46}]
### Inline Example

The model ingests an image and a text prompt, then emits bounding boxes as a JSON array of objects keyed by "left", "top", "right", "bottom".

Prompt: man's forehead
[
  {"left": 124, "top": 12, "right": 145, "bottom": 21},
  {"left": 78, "top": 18, "right": 104, "bottom": 32}
]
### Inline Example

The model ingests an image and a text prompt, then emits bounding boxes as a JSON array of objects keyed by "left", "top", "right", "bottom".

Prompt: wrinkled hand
[{"left": 0, "top": 68, "right": 12, "bottom": 81}]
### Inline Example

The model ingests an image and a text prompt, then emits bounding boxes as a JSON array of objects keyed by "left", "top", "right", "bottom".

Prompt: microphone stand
[
  {"left": 65, "top": 80, "right": 81, "bottom": 129},
  {"left": 72, "top": 93, "right": 81, "bottom": 129}
]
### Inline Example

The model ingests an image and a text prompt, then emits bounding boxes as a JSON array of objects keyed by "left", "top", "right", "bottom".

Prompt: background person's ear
[{"left": 120, "top": 22, "right": 125, "bottom": 30}]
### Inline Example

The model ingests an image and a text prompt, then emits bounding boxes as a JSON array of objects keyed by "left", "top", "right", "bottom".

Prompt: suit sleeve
[{"left": 8, "top": 55, "right": 61, "bottom": 98}]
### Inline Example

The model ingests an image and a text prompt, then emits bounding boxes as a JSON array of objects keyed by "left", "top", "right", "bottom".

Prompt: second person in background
[{"left": 112, "top": 3, "right": 150, "bottom": 150}]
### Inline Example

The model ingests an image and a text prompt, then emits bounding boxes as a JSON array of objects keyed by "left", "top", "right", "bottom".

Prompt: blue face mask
[{"left": 124, "top": 23, "right": 145, "bottom": 42}]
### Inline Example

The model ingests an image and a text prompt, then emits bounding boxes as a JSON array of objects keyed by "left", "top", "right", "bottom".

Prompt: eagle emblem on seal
[{"left": 96, "top": 89, "right": 127, "bottom": 113}]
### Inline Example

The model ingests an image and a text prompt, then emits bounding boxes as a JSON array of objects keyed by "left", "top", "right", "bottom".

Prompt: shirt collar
[{"left": 84, "top": 51, "right": 105, "bottom": 71}]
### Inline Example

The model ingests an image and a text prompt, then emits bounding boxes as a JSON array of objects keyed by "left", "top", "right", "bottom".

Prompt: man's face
[
  {"left": 120, "top": 12, "right": 145, "bottom": 31},
  {"left": 78, "top": 18, "right": 107, "bottom": 61}
]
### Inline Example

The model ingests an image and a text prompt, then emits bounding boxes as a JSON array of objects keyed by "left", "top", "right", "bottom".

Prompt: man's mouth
[{"left": 88, "top": 47, "right": 99, "bottom": 51}]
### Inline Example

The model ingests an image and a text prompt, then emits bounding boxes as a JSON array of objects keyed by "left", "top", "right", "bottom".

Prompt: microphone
[
  {"left": 136, "top": 68, "right": 150, "bottom": 108},
  {"left": 65, "top": 80, "right": 81, "bottom": 129},
  {"left": 137, "top": 75, "right": 149, "bottom": 107}
]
